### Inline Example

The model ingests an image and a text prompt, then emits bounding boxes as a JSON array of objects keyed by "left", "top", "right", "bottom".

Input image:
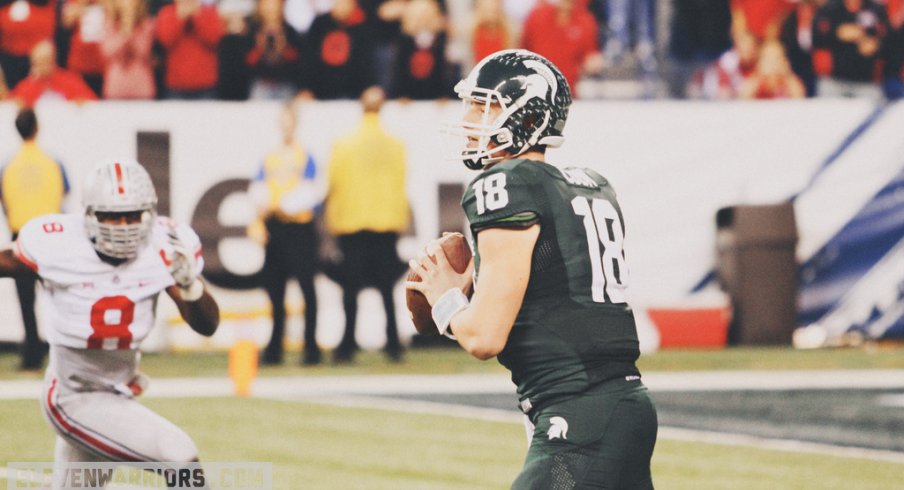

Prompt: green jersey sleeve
[{"left": 461, "top": 160, "right": 541, "bottom": 232}]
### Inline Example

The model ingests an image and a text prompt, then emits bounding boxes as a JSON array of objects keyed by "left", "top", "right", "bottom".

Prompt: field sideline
[
  {"left": 2, "top": 347, "right": 903, "bottom": 489},
  {"left": 5, "top": 344, "right": 904, "bottom": 380}
]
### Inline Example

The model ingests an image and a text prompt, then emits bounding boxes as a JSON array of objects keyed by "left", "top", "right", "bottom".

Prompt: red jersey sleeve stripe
[{"left": 14, "top": 239, "right": 38, "bottom": 272}]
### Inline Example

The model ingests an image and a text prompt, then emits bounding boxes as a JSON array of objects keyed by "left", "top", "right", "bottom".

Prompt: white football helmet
[{"left": 82, "top": 159, "right": 158, "bottom": 260}]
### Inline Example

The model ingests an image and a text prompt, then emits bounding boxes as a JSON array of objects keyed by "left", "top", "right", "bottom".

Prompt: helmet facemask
[
  {"left": 448, "top": 85, "right": 517, "bottom": 170},
  {"left": 82, "top": 160, "right": 158, "bottom": 260},
  {"left": 85, "top": 209, "right": 156, "bottom": 260}
]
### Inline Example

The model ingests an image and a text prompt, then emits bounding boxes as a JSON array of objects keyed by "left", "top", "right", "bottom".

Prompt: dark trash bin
[{"left": 716, "top": 202, "right": 799, "bottom": 345}]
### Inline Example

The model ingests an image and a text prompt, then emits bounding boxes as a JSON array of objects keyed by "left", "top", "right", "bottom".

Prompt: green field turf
[
  {"left": 3, "top": 345, "right": 903, "bottom": 381},
  {"left": 2, "top": 347, "right": 903, "bottom": 489},
  {"left": 1, "top": 397, "right": 901, "bottom": 490}
]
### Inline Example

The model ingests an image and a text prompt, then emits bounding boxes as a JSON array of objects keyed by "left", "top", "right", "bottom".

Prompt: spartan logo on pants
[{"left": 548, "top": 416, "right": 569, "bottom": 440}]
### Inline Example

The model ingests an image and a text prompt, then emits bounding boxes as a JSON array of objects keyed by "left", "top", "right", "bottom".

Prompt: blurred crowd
[
  {"left": 673, "top": 0, "right": 904, "bottom": 100},
  {"left": 0, "top": 0, "right": 901, "bottom": 105}
]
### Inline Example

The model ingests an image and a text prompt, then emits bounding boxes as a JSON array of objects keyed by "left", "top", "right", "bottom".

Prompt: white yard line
[
  {"left": 3, "top": 369, "right": 903, "bottom": 400},
  {"left": 657, "top": 426, "right": 904, "bottom": 464},
  {"left": 643, "top": 369, "right": 904, "bottom": 391}
]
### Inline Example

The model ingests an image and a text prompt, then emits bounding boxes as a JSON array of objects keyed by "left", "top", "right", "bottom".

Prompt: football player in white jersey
[{"left": 0, "top": 159, "right": 219, "bottom": 465}]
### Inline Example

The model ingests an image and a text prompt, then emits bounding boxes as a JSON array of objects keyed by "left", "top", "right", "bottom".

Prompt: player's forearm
[
  {"left": 0, "top": 249, "right": 19, "bottom": 278},
  {"left": 449, "top": 304, "right": 509, "bottom": 360},
  {"left": 178, "top": 290, "right": 220, "bottom": 337},
  {"left": 0, "top": 249, "right": 36, "bottom": 279},
  {"left": 449, "top": 228, "right": 534, "bottom": 359},
  {"left": 449, "top": 279, "right": 523, "bottom": 360}
]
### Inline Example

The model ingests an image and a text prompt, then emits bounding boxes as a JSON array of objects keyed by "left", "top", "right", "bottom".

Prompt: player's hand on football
[{"left": 406, "top": 242, "right": 474, "bottom": 306}]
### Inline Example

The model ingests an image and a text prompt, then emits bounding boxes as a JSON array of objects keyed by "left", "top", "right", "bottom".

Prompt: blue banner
[{"left": 798, "top": 165, "right": 904, "bottom": 338}]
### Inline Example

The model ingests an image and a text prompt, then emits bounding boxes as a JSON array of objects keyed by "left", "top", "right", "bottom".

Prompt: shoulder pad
[{"left": 16, "top": 214, "right": 86, "bottom": 270}]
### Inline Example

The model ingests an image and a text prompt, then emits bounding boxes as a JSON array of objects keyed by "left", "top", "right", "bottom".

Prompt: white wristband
[
  {"left": 180, "top": 280, "right": 204, "bottom": 302},
  {"left": 431, "top": 288, "right": 469, "bottom": 338}
]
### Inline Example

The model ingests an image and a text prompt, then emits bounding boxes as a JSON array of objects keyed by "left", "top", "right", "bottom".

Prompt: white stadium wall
[{"left": 0, "top": 99, "right": 895, "bottom": 351}]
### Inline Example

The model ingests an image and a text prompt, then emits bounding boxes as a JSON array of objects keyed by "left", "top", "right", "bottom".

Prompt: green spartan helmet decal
[{"left": 455, "top": 49, "right": 573, "bottom": 170}]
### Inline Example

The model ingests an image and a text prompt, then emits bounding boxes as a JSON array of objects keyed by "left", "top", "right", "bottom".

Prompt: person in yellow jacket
[
  {"left": 0, "top": 107, "right": 70, "bottom": 370},
  {"left": 325, "top": 86, "right": 409, "bottom": 363},
  {"left": 248, "top": 104, "right": 324, "bottom": 365}
]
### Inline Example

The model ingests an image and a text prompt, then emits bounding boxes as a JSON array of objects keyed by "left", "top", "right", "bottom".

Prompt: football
[{"left": 406, "top": 233, "right": 473, "bottom": 335}]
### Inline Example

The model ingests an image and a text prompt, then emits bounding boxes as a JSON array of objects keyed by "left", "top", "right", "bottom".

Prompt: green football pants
[{"left": 512, "top": 379, "right": 658, "bottom": 490}]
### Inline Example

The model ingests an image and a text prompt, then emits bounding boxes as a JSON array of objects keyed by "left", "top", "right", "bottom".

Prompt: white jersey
[
  {"left": 15, "top": 213, "right": 203, "bottom": 351},
  {"left": 25, "top": 216, "right": 206, "bottom": 465}
]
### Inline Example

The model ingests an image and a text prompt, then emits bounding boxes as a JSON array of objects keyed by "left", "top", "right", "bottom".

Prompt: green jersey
[{"left": 461, "top": 158, "right": 641, "bottom": 411}]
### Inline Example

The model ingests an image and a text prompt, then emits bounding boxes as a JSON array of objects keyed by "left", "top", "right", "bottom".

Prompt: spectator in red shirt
[
  {"left": 61, "top": 0, "right": 107, "bottom": 97},
  {"left": 0, "top": 0, "right": 56, "bottom": 89},
  {"left": 155, "top": 0, "right": 224, "bottom": 99},
  {"left": 101, "top": 0, "right": 155, "bottom": 99},
  {"left": 520, "top": 0, "right": 602, "bottom": 97},
  {"left": 739, "top": 41, "right": 805, "bottom": 98},
  {"left": 10, "top": 39, "right": 97, "bottom": 105},
  {"left": 471, "top": 0, "right": 511, "bottom": 64},
  {"left": 732, "top": 0, "right": 795, "bottom": 42},
  {"left": 890, "top": 0, "right": 903, "bottom": 19}
]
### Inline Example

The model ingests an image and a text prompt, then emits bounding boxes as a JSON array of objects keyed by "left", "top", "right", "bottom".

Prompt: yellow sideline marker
[
  {"left": 229, "top": 339, "right": 259, "bottom": 397},
  {"left": 229, "top": 315, "right": 258, "bottom": 396}
]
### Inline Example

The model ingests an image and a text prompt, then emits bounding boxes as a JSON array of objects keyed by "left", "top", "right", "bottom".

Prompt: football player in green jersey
[{"left": 407, "top": 49, "right": 657, "bottom": 489}]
